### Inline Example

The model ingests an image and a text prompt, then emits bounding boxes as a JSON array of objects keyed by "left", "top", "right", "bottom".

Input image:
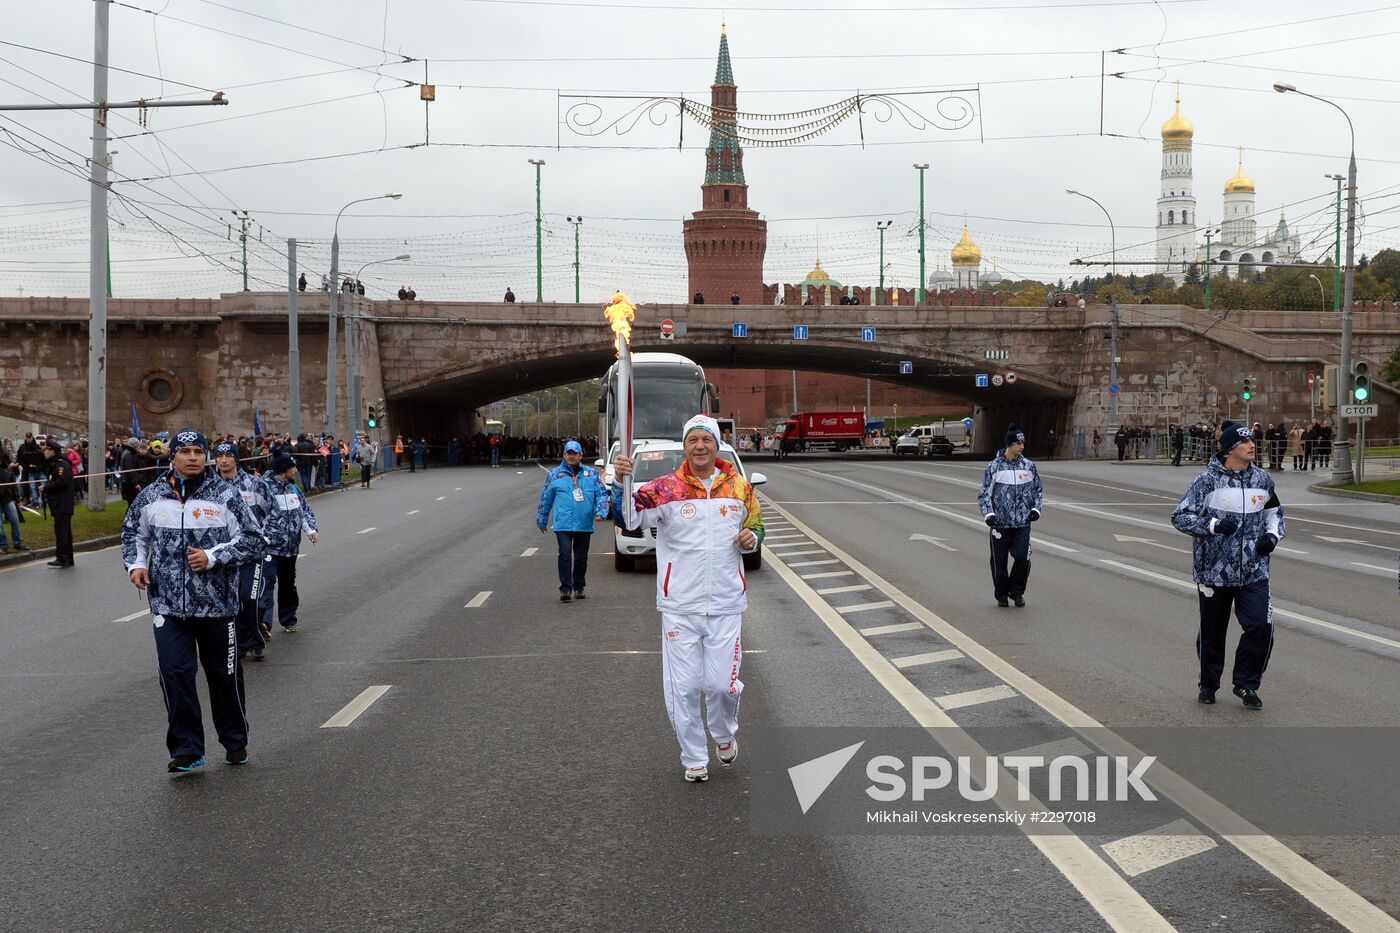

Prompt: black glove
[
  {"left": 1028, "top": 508, "right": 1041, "bottom": 522},
  {"left": 984, "top": 514, "right": 997, "bottom": 527},
  {"left": 1213, "top": 515, "right": 1239, "bottom": 537},
  {"left": 1255, "top": 532, "right": 1278, "bottom": 556}
]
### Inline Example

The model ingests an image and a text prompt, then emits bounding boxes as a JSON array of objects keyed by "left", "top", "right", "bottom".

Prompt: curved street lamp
[{"left": 1067, "top": 189, "right": 1119, "bottom": 431}]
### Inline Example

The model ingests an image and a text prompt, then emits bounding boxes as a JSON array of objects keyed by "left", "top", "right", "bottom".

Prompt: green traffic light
[{"left": 1354, "top": 386, "right": 1370, "bottom": 402}]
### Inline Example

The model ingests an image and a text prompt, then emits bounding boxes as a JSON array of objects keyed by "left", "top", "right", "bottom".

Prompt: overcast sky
[{"left": 2, "top": 0, "right": 1397, "bottom": 302}]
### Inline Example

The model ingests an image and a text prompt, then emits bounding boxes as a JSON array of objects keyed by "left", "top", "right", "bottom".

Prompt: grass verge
[
  {"left": 1337, "top": 480, "right": 1400, "bottom": 497},
  {"left": 4, "top": 500, "right": 129, "bottom": 552}
]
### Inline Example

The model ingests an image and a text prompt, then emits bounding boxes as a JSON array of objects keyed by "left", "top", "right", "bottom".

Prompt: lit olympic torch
[{"left": 603, "top": 291, "right": 637, "bottom": 511}]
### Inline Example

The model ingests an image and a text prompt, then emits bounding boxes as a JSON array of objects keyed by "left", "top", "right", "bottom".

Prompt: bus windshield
[{"left": 603, "top": 354, "right": 713, "bottom": 448}]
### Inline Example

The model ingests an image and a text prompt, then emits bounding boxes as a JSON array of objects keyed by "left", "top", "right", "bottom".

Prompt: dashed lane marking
[
  {"left": 892, "top": 649, "right": 964, "bottom": 669},
  {"left": 320, "top": 685, "right": 392, "bottom": 728},
  {"left": 436, "top": 496, "right": 447, "bottom": 501},
  {"left": 1005, "top": 736, "right": 1094, "bottom": 761},
  {"left": 765, "top": 540, "right": 815, "bottom": 549},
  {"left": 406, "top": 509, "right": 420, "bottom": 515},
  {"left": 815, "top": 583, "right": 874, "bottom": 595},
  {"left": 936, "top": 684, "right": 1018, "bottom": 710},
  {"left": 464, "top": 591, "right": 492, "bottom": 609},
  {"left": 787, "top": 558, "right": 840, "bottom": 568},
  {"left": 834, "top": 600, "right": 896, "bottom": 615},
  {"left": 801, "top": 570, "right": 854, "bottom": 580},
  {"left": 1101, "top": 819, "right": 1219, "bottom": 878},
  {"left": 454, "top": 487, "right": 462, "bottom": 491},
  {"left": 111, "top": 609, "right": 150, "bottom": 623},
  {"left": 1351, "top": 561, "right": 1394, "bottom": 574},
  {"left": 1101, "top": 559, "right": 1400, "bottom": 652},
  {"left": 357, "top": 527, "right": 377, "bottom": 534},
  {"left": 521, "top": 547, "right": 538, "bottom": 557},
  {"left": 764, "top": 495, "right": 1398, "bottom": 931},
  {"left": 764, "top": 533, "right": 808, "bottom": 541},
  {"left": 858, "top": 621, "right": 925, "bottom": 636},
  {"left": 776, "top": 549, "right": 827, "bottom": 558}
]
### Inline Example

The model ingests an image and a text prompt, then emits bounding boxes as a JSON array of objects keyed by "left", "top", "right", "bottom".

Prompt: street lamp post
[
  {"left": 328, "top": 192, "right": 402, "bottom": 439},
  {"left": 1067, "top": 189, "right": 1119, "bottom": 431},
  {"left": 1327, "top": 173, "right": 1343, "bottom": 312},
  {"left": 568, "top": 216, "right": 583, "bottom": 303},
  {"left": 528, "top": 159, "right": 545, "bottom": 303},
  {"left": 876, "top": 220, "right": 892, "bottom": 306},
  {"left": 349, "top": 253, "right": 410, "bottom": 435},
  {"left": 1308, "top": 273, "right": 1326, "bottom": 309},
  {"left": 1276, "top": 82, "right": 1357, "bottom": 484},
  {"left": 1203, "top": 227, "right": 1220, "bottom": 310},
  {"left": 913, "top": 165, "right": 929, "bottom": 305}
]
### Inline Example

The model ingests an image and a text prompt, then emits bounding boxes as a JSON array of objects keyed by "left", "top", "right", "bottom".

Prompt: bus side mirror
[{"left": 706, "top": 383, "right": 720, "bottom": 414}]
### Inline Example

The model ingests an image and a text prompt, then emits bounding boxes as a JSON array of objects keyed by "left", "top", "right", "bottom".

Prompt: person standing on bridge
[
  {"left": 612, "top": 414, "right": 764, "bottom": 783},
  {"left": 537, "top": 439, "right": 610, "bottom": 602},
  {"left": 121, "top": 430, "right": 264, "bottom": 773},
  {"left": 979, "top": 424, "right": 1043, "bottom": 609},
  {"left": 1171, "top": 421, "right": 1284, "bottom": 711}
]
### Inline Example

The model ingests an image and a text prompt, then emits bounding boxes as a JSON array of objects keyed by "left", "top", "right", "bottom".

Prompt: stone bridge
[{"left": 1, "top": 293, "right": 1396, "bottom": 453}]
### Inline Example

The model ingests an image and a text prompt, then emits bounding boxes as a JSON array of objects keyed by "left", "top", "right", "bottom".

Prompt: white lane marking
[
  {"left": 454, "top": 487, "right": 462, "bottom": 491},
  {"left": 1275, "top": 545, "right": 1309, "bottom": 555},
  {"left": 464, "top": 591, "right": 492, "bottom": 609},
  {"left": 320, "top": 685, "right": 392, "bottom": 728},
  {"left": 406, "top": 509, "right": 420, "bottom": 515},
  {"left": 766, "top": 541, "right": 815, "bottom": 549},
  {"left": 1101, "top": 819, "right": 1219, "bottom": 878},
  {"left": 937, "top": 684, "right": 1018, "bottom": 710},
  {"left": 357, "top": 527, "right": 377, "bottom": 534},
  {"left": 1005, "top": 737, "right": 1094, "bottom": 761},
  {"left": 1317, "top": 534, "right": 1400, "bottom": 553},
  {"left": 112, "top": 609, "right": 151, "bottom": 623},
  {"left": 788, "top": 558, "right": 840, "bottom": 568},
  {"left": 815, "top": 583, "right": 874, "bottom": 595},
  {"left": 892, "top": 648, "right": 964, "bottom": 669},
  {"left": 834, "top": 601, "right": 896, "bottom": 615},
  {"left": 1286, "top": 514, "right": 1400, "bottom": 537},
  {"left": 1101, "top": 559, "right": 1400, "bottom": 652},
  {"left": 859, "top": 621, "right": 925, "bottom": 636},
  {"left": 1351, "top": 561, "right": 1395, "bottom": 573},
  {"left": 762, "top": 546, "right": 1174, "bottom": 931},
  {"left": 778, "top": 549, "right": 828, "bottom": 558},
  {"left": 1112, "top": 533, "right": 1191, "bottom": 555},
  {"left": 764, "top": 533, "right": 808, "bottom": 540},
  {"left": 920, "top": 463, "right": 1178, "bottom": 502},
  {"left": 765, "top": 498, "right": 1399, "bottom": 931},
  {"left": 798, "top": 469, "right": 1080, "bottom": 552},
  {"left": 910, "top": 533, "right": 956, "bottom": 551},
  {"left": 801, "top": 570, "right": 855, "bottom": 580},
  {"left": 436, "top": 496, "right": 447, "bottom": 501},
  {"left": 521, "top": 547, "right": 538, "bottom": 557}
]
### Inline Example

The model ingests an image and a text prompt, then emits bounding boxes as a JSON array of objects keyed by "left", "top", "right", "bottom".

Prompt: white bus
[{"left": 599, "top": 352, "right": 719, "bottom": 453}]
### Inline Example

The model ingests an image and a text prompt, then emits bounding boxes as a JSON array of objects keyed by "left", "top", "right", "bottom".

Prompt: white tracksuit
[{"left": 614, "top": 460, "right": 765, "bottom": 769}]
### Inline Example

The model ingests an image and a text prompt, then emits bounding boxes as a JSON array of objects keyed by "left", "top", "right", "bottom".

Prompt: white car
[{"left": 603, "top": 440, "right": 767, "bottom": 573}]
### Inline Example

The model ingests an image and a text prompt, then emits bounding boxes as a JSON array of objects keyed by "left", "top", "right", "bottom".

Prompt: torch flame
[{"left": 603, "top": 291, "right": 635, "bottom": 356}]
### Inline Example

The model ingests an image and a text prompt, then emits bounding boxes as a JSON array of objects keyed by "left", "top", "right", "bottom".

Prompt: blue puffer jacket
[
  {"left": 537, "top": 460, "right": 609, "bottom": 532},
  {"left": 1171, "top": 457, "right": 1284, "bottom": 587},
  {"left": 978, "top": 452, "right": 1044, "bottom": 529},
  {"left": 121, "top": 468, "right": 265, "bottom": 618},
  {"left": 256, "top": 473, "right": 319, "bottom": 556}
]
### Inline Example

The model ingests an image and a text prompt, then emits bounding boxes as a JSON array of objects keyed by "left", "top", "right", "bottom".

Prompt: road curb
[{"left": 1307, "top": 482, "right": 1400, "bottom": 503}]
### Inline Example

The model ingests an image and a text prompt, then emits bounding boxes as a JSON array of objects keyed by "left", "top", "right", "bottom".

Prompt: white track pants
[{"left": 659, "top": 612, "right": 744, "bottom": 769}]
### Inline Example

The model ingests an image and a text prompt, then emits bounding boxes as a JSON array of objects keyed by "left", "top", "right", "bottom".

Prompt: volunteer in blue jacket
[
  {"left": 120, "top": 429, "right": 264, "bottom": 774},
  {"left": 1171, "top": 421, "right": 1284, "bottom": 710},
  {"left": 978, "top": 423, "right": 1044, "bottom": 608},
  {"left": 536, "top": 439, "right": 610, "bottom": 602}
]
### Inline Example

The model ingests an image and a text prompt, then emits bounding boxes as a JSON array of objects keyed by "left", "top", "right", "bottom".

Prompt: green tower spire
[
  {"left": 704, "top": 26, "right": 744, "bottom": 187},
  {"left": 715, "top": 24, "right": 734, "bottom": 85}
]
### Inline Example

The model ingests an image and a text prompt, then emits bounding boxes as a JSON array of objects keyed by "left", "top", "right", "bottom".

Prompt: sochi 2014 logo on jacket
[{"left": 680, "top": 502, "right": 698, "bottom": 519}]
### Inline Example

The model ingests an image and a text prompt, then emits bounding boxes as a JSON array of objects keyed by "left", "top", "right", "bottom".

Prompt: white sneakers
[
  {"left": 684, "top": 766, "right": 709, "bottom": 783},
  {"left": 717, "top": 739, "right": 738, "bottom": 766}
]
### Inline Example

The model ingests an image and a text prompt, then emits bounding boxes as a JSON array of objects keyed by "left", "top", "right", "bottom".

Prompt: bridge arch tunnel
[{"left": 383, "top": 336, "right": 1074, "bottom": 456}]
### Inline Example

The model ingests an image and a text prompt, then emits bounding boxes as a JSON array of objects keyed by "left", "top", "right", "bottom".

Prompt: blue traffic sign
[
  {"left": 861, "top": 326, "right": 877, "bottom": 342},
  {"left": 899, "top": 360, "right": 913, "bottom": 375},
  {"left": 975, "top": 373, "right": 990, "bottom": 388},
  {"left": 1109, "top": 383, "right": 1119, "bottom": 395},
  {"left": 732, "top": 323, "right": 748, "bottom": 338},
  {"left": 793, "top": 324, "right": 809, "bottom": 340}
]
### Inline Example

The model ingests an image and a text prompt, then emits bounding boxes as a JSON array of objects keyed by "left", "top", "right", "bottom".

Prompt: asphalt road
[{"left": 1, "top": 456, "right": 1397, "bottom": 931}]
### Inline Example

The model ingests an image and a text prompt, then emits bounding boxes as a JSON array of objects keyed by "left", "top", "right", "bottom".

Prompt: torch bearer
[{"left": 604, "top": 292, "right": 637, "bottom": 520}]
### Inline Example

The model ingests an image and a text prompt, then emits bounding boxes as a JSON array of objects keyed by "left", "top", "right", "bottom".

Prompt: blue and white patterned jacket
[
  {"left": 1171, "top": 457, "right": 1284, "bottom": 587},
  {"left": 121, "top": 468, "right": 265, "bottom": 618},
  {"left": 978, "top": 452, "right": 1044, "bottom": 529},
  {"left": 256, "top": 473, "right": 319, "bottom": 556}
]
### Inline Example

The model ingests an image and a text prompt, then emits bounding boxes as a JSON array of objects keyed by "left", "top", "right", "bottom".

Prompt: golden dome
[
  {"left": 951, "top": 225, "right": 981, "bottom": 267},
  {"left": 1224, "top": 150, "right": 1254, "bottom": 194},
  {"left": 804, "top": 260, "right": 830, "bottom": 282},
  {"left": 1161, "top": 85, "right": 1193, "bottom": 141}
]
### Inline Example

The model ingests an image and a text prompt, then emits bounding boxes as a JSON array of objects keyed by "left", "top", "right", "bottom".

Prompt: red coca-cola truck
[{"left": 777, "top": 411, "right": 866, "bottom": 455}]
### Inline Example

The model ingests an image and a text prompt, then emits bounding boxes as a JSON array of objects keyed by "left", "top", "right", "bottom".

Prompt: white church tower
[{"left": 1155, "top": 84, "right": 1196, "bottom": 284}]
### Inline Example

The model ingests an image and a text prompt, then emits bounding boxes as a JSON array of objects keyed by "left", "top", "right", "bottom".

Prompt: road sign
[
  {"left": 793, "top": 324, "right": 809, "bottom": 340},
  {"left": 1307, "top": 371, "right": 1315, "bottom": 388},
  {"left": 975, "top": 373, "right": 989, "bottom": 388},
  {"left": 1341, "top": 403, "right": 1378, "bottom": 418},
  {"left": 991, "top": 374, "right": 1004, "bottom": 387},
  {"left": 899, "top": 360, "right": 913, "bottom": 375},
  {"left": 861, "top": 326, "right": 877, "bottom": 342},
  {"left": 660, "top": 319, "right": 675, "bottom": 335},
  {"left": 1004, "top": 371, "right": 1018, "bottom": 384},
  {"left": 732, "top": 322, "right": 748, "bottom": 338},
  {"left": 1109, "top": 383, "right": 1119, "bottom": 396}
]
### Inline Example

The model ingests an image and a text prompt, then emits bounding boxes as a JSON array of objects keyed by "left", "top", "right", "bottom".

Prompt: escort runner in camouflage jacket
[
  {"left": 256, "top": 472, "right": 319, "bottom": 556},
  {"left": 978, "top": 453, "right": 1045, "bottom": 529},
  {"left": 1172, "top": 457, "right": 1284, "bottom": 587}
]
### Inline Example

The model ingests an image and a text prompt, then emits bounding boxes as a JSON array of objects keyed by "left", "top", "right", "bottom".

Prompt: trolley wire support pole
[
  {"left": 1329, "top": 173, "right": 1343, "bottom": 312},
  {"left": 287, "top": 239, "right": 301, "bottom": 438},
  {"left": 529, "top": 159, "right": 545, "bottom": 303},
  {"left": 568, "top": 216, "right": 583, "bottom": 303},
  {"left": 914, "top": 164, "right": 929, "bottom": 306},
  {"left": 86, "top": 0, "right": 111, "bottom": 511},
  {"left": 876, "top": 220, "right": 892, "bottom": 306}
]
